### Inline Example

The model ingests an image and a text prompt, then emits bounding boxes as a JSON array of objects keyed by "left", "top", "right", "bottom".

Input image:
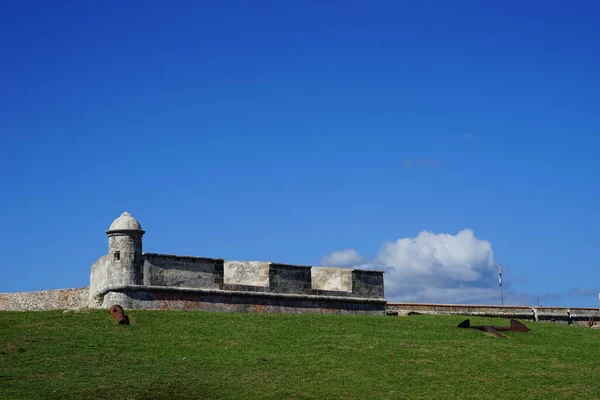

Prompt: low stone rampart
[
  {"left": 0, "top": 288, "right": 89, "bottom": 311},
  {"left": 386, "top": 302, "right": 600, "bottom": 325},
  {"left": 99, "top": 284, "right": 386, "bottom": 315}
]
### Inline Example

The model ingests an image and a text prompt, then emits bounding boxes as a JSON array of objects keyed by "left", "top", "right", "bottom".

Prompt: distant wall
[
  {"left": 385, "top": 302, "right": 600, "bottom": 325},
  {"left": 0, "top": 288, "right": 89, "bottom": 311}
]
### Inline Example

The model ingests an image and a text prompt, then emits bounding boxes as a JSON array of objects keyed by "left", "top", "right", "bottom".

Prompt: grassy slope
[{"left": 1, "top": 310, "right": 599, "bottom": 400}]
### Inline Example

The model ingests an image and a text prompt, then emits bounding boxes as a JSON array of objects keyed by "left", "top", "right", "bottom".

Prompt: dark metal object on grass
[
  {"left": 109, "top": 304, "right": 130, "bottom": 325},
  {"left": 457, "top": 318, "right": 530, "bottom": 338}
]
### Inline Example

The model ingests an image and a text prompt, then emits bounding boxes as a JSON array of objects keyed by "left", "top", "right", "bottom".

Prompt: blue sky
[{"left": 1, "top": 1, "right": 599, "bottom": 307}]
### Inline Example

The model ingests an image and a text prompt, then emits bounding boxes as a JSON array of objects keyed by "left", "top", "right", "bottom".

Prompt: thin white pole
[{"left": 498, "top": 264, "right": 504, "bottom": 306}]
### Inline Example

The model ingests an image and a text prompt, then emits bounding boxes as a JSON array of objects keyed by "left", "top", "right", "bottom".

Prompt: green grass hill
[{"left": 1, "top": 310, "right": 599, "bottom": 399}]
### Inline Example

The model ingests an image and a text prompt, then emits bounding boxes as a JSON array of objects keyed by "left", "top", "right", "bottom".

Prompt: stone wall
[
  {"left": 135, "top": 254, "right": 385, "bottom": 300},
  {"left": 92, "top": 255, "right": 386, "bottom": 314},
  {"left": 99, "top": 285, "right": 386, "bottom": 315},
  {"left": 1, "top": 254, "right": 385, "bottom": 314},
  {"left": 0, "top": 288, "right": 89, "bottom": 311},
  {"left": 89, "top": 255, "right": 109, "bottom": 305},
  {"left": 143, "top": 253, "right": 224, "bottom": 288},
  {"left": 385, "top": 302, "right": 600, "bottom": 325}
]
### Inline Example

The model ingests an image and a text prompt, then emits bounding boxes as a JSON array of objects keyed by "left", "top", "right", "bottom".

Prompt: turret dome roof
[{"left": 107, "top": 211, "right": 143, "bottom": 233}]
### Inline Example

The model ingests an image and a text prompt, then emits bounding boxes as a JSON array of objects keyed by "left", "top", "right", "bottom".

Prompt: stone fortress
[
  {"left": 89, "top": 212, "right": 386, "bottom": 315},
  {"left": 2, "top": 212, "right": 599, "bottom": 326}
]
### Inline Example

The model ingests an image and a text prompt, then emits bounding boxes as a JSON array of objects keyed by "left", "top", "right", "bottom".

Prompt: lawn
[{"left": 1, "top": 310, "right": 599, "bottom": 399}]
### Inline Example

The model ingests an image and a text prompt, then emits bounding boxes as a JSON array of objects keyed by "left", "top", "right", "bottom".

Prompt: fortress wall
[
  {"left": 0, "top": 288, "right": 89, "bottom": 311},
  {"left": 143, "top": 253, "right": 224, "bottom": 288},
  {"left": 386, "top": 303, "right": 535, "bottom": 319},
  {"left": 98, "top": 260, "right": 386, "bottom": 314},
  {"left": 100, "top": 286, "right": 387, "bottom": 315},
  {"left": 385, "top": 302, "right": 600, "bottom": 325}
]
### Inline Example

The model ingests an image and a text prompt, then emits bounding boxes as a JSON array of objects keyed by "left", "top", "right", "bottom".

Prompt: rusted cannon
[
  {"left": 109, "top": 304, "right": 130, "bottom": 325},
  {"left": 457, "top": 318, "right": 530, "bottom": 338}
]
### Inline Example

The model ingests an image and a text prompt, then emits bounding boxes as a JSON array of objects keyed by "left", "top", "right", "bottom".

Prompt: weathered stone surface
[
  {"left": 88, "top": 255, "right": 109, "bottom": 306},
  {"left": 311, "top": 267, "right": 352, "bottom": 292},
  {"left": 269, "top": 263, "right": 312, "bottom": 293},
  {"left": 0, "top": 288, "right": 89, "bottom": 311},
  {"left": 224, "top": 261, "right": 269, "bottom": 287},
  {"left": 97, "top": 286, "right": 386, "bottom": 315},
  {"left": 107, "top": 233, "right": 144, "bottom": 285},
  {"left": 143, "top": 254, "right": 224, "bottom": 289},
  {"left": 352, "top": 270, "right": 385, "bottom": 298}
]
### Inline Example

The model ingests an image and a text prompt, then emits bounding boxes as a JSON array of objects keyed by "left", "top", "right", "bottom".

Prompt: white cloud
[
  {"left": 321, "top": 249, "right": 366, "bottom": 268},
  {"left": 321, "top": 229, "right": 498, "bottom": 304}
]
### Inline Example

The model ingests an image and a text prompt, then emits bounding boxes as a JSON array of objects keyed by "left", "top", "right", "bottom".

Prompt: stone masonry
[{"left": 0, "top": 288, "right": 89, "bottom": 311}]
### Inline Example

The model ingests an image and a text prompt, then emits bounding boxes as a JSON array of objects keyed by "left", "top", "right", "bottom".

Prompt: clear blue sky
[{"left": 1, "top": 1, "right": 599, "bottom": 307}]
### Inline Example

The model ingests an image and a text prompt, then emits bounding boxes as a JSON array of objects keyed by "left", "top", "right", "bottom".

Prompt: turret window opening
[{"left": 114, "top": 251, "right": 120, "bottom": 261}]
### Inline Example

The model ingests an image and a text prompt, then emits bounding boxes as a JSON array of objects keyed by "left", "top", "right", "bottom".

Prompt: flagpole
[{"left": 498, "top": 264, "right": 504, "bottom": 306}]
